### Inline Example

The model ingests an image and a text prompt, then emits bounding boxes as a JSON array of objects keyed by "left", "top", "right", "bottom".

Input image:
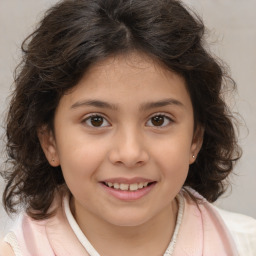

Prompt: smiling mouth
[{"left": 103, "top": 181, "right": 156, "bottom": 191}]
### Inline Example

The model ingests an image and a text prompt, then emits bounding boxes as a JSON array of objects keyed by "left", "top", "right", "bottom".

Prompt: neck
[{"left": 71, "top": 198, "right": 178, "bottom": 256}]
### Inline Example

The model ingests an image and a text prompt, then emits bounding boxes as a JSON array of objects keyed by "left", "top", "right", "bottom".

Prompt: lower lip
[{"left": 101, "top": 183, "right": 156, "bottom": 201}]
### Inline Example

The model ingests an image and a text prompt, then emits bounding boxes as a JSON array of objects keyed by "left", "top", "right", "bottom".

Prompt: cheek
[
  {"left": 57, "top": 131, "right": 108, "bottom": 165},
  {"left": 62, "top": 148, "right": 104, "bottom": 172},
  {"left": 154, "top": 134, "right": 192, "bottom": 161},
  {"left": 153, "top": 136, "right": 192, "bottom": 178},
  {"left": 57, "top": 138, "right": 109, "bottom": 186},
  {"left": 59, "top": 146, "right": 104, "bottom": 201},
  {"left": 159, "top": 152, "right": 190, "bottom": 180}
]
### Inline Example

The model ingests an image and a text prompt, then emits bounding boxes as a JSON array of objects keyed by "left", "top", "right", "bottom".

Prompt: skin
[
  {"left": 39, "top": 52, "right": 203, "bottom": 256},
  {"left": 0, "top": 241, "right": 15, "bottom": 256}
]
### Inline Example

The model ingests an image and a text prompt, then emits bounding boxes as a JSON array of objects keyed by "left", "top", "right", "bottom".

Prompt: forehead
[{"left": 61, "top": 52, "right": 192, "bottom": 111}]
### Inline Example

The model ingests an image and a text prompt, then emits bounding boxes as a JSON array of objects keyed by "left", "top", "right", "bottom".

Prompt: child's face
[{"left": 40, "top": 53, "right": 202, "bottom": 227}]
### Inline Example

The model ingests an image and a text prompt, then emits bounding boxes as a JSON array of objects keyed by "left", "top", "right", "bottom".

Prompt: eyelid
[{"left": 148, "top": 112, "right": 174, "bottom": 120}]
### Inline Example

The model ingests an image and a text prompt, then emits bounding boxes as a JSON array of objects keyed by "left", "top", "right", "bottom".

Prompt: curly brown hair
[{"left": 1, "top": 0, "right": 241, "bottom": 220}]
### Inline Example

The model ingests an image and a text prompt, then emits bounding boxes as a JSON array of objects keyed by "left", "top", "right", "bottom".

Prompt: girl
[{"left": 1, "top": 0, "right": 256, "bottom": 255}]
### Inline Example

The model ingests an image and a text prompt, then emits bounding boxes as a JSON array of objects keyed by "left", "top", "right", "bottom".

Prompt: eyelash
[
  {"left": 82, "top": 114, "right": 110, "bottom": 128},
  {"left": 82, "top": 113, "right": 173, "bottom": 128},
  {"left": 146, "top": 113, "right": 173, "bottom": 128}
]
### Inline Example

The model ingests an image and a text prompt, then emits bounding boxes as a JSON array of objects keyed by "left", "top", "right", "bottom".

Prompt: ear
[
  {"left": 37, "top": 126, "right": 60, "bottom": 167},
  {"left": 189, "top": 125, "right": 204, "bottom": 164}
]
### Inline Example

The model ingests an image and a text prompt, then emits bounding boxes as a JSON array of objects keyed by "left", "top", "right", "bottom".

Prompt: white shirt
[{"left": 215, "top": 207, "right": 256, "bottom": 255}]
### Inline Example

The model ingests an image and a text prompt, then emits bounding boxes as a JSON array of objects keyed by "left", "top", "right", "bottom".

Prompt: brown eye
[
  {"left": 91, "top": 116, "right": 103, "bottom": 127},
  {"left": 151, "top": 116, "right": 164, "bottom": 126},
  {"left": 146, "top": 114, "right": 172, "bottom": 127},
  {"left": 84, "top": 115, "right": 110, "bottom": 127}
]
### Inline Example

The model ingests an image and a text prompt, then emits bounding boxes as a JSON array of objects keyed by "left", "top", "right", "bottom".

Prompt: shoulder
[
  {"left": 1, "top": 231, "right": 23, "bottom": 256},
  {"left": 182, "top": 187, "right": 256, "bottom": 254},
  {"left": 0, "top": 192, "right": 66, "bottom": 256},
  {"left": 214, "top": 206, "right": 256, "bottom": 255},
  {"left": 216, "top": 207, "right": 256, "bottom": 232},
  {"left": 0, "top": 240, "right": 15, "bottom": 256}
]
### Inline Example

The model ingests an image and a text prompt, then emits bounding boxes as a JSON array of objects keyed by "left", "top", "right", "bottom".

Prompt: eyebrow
[
  {"left": 139, "top": 98, "right": 184, "bottom": 111},
  {"left": 70, "top": 98, "right": 184, "bottom": 110},
  {"left": 71, "top": 99, "right": 118, "bottom": 110}
]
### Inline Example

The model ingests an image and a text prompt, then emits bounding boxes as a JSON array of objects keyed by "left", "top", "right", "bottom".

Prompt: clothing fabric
[
  {"left": 3, "top": 189, "right": 256, "bottom": 256},
  {"left": 215, "top": 207, "right": 256, "bottom": 256}
]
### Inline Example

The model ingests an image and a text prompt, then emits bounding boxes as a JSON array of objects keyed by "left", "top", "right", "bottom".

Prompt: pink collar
[{"left": 172, "top": 189, "right": 239, "bottom": 256}]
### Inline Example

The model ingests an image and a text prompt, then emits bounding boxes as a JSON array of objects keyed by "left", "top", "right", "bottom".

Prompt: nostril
[
  {"left": 114, "top": 161, "right": 123, "bottom": 166},
  {"left": 136, "top": 161, "right": 145, "bottom": 167}
]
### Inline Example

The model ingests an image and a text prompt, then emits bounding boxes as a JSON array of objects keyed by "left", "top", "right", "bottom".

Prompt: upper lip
[{"left": 101, "top": 177, "right": 155, "bottom": 184}]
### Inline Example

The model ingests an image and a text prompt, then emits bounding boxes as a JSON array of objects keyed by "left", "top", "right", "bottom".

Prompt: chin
[
  {"left": 110, "top": 218, "right": 149, "bottom": 227},
  {"left": 104, "top": 210, "right": 154, "bottom": 227}
]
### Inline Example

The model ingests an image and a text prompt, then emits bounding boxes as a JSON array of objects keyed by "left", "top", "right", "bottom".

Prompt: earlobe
[
  {"left": 37, "top": 126, "right": 60, "bottom": 167},
  {"left": 190, "top": 126, "right": 204, "bottom": 164}
]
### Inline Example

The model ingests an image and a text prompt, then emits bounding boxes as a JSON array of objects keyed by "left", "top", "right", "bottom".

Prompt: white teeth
[
  {"left": 113, "top": 183, "right": 120, "bottom": 189},
  {"left": 144, "top": 182, "right": 148, "bottom": 187},
  {"left": 129, "top": 183, "right": 138, "bottom": 191},
  {"left": 138, "top": 182, "right": 144, "bottom": 189},
  {"left": 120, "top": 184, "right": 129, "bottom": 190},
  {"left": 105, "top": 181, "right": 151, "bottom": 191}
]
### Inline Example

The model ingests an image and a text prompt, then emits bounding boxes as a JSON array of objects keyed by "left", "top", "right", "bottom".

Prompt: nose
[{"left": 108, "top": 127, "right": 149, "bottom": 168}]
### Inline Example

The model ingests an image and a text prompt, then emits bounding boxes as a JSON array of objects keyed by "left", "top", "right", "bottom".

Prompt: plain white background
[{"left": 0, "top": 0, "right": 256, "bottom": 238}]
